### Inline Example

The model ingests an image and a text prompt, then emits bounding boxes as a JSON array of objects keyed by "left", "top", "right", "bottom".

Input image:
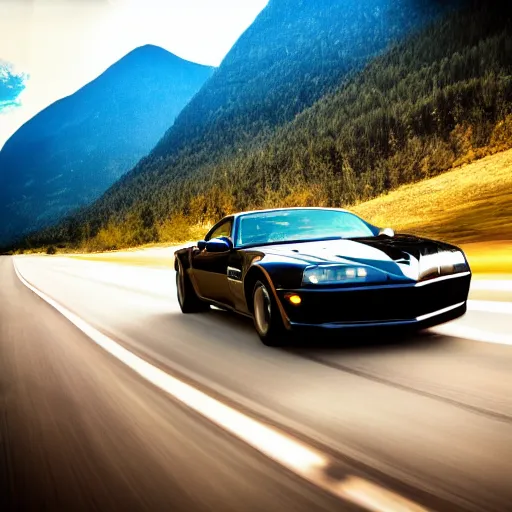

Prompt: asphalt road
[{"left": 2, "top": 255, "right": 512, "bottom": 511}]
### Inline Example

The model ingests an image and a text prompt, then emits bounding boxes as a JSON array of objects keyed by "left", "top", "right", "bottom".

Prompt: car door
[{"left": 191, "top": 218, "right": 234, "bottom": 306}]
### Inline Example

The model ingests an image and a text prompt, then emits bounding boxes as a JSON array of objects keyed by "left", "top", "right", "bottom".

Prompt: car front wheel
[{"left": 252, "top": 280, "right": 286, "bottom": 346}]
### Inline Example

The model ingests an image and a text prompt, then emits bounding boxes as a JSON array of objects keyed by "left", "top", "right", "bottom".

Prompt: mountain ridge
[
  {"left": 73, "top": 0, "right": 450, "bottom": 232},
  {"left": 1, "top": 45, "right": 211, "bottom": 152},
  {"left": 0, "top": 45, "right": 214, "bottom": 245}
]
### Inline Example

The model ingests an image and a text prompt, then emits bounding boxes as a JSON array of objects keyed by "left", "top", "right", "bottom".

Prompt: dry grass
[
  {"left": 354, "top": 148, "right": 512, "bottom": 243},
  {"left": 457, "top": 241, "right": 512, "bottom": 276},
  {"left": 69, "top": 255, "right": 175, "bottom": 268},
  {"left": 354, "top": 149, "right": 512, "bottom": 274},
  {"left": 67, "top": 245, "right": 183, "bottom": 268}
]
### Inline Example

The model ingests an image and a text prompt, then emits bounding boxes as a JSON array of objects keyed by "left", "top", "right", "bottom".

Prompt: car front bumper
[
  {"left": 276, "top": 272, "right": 471, "bottom": 331},
  {"left": 287, "top": 301, "right": 467, "bottom": 333}
]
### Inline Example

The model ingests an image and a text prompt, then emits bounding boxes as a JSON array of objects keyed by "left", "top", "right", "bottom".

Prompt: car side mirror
[
  {"left": 379, "top": 227, "right": 395, "bottom": 237},
  {"left": 205, "top": 237, "right": 233, "bottom": 253},
  {"left": 197, "top": 240, "right": 207, "bottom": 251}
]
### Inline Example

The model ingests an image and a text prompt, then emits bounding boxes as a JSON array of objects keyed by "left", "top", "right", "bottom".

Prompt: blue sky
[{"left": 0, "top": 0, "right": 269, "bottom": 148}]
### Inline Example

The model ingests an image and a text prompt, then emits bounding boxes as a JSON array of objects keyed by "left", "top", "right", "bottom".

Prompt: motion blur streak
[
  {"left": 13, "top": 260, "right": 426, "bottom": 512},
  {"left": 467, "top": 300, "right": 512, "bottom": 314},
  {"left": 338, "top": 477, "right": 427, "bottom": 512},
  {"left": 431, "top": 324, "right": 512, "bottom": 346},
  {"left": 470, "top": 281, "right": 512, "bottom": 292}
]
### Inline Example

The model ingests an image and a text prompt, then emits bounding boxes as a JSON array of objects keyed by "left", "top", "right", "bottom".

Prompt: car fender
[
  {"left": 174, "top": 246, "right": 195, "bottom": 271},
  {"left": 243, "top": 259, "right": 307, "bottom": 330}
]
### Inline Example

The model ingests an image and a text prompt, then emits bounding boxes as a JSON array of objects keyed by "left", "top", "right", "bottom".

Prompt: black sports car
[{"left": 174, "top": 208, "right": 471, "bottom": 345}]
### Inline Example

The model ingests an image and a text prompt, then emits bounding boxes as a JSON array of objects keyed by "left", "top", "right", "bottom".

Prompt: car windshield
[{"left": 237, "top": 209, "right": 376, "bottom": 246}]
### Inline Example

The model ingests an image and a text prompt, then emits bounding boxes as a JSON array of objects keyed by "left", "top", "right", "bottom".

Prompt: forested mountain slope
[
  {"left": 195, "top": 2, "right": 512, "bottom": 212},
  {"left": 0, "top": 45, "right": 213, "bottom": 245},
  {"left": 17, "top": 0, "right": 512, "bottom": 252},
  {"left": 58, "top": 0, "right": 449, "bottom": 237}
]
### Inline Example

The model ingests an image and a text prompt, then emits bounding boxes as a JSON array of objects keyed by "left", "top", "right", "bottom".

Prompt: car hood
[{"left": 255, "top": 235, "right": 454, "bottom": 280}]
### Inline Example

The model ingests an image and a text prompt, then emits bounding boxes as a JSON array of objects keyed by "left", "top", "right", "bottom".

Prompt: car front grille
[{"left": 280, "top": 274, "right": 471, "bottom": 325}]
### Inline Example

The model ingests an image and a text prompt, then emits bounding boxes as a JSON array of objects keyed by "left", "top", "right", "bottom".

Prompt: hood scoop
[{"left": 267, "top": 239, "right": 443, "bottom": 281}]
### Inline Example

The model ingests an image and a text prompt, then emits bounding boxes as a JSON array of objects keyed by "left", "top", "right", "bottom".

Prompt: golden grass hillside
[
  {"left": 353, "top": 148, "right": 512, "bottom": 274},
  {"left": 63, "top": 149, "right": 511, "bottom": 275}
]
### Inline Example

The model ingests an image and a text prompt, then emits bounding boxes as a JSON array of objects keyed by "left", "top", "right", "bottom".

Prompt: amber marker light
[{"left": 285, "top": 293, "right": 302, "bottom": 305}]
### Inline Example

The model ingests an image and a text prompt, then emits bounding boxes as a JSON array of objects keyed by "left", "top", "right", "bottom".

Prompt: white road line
[
  {"left": 467, "top": 300, "right": 512, "bottom": 315},
  {"left": 12, "top": 258, "right": 427, "bottom": 512}
]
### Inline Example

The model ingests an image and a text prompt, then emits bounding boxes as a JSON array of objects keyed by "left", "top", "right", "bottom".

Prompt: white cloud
[{"left": 0, "top": 60, "right": 28, "bottom": 114}]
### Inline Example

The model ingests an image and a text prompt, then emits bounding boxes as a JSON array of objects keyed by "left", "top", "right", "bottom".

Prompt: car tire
[
  {"left": 252, "top": 279, "right": 286, "bottom": 346},
  {"left": 176, "top": 261, "right": 210, "bottom": 313}
]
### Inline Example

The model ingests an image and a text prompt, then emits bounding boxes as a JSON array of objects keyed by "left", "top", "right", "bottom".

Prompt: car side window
[{"left": 207, "top": 219, "right": 233, "bottom": 241}]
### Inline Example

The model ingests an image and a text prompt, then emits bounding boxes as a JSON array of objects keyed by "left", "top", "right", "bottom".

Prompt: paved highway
[{"left": 1, "top": 255, "right": 512, "bottom": 511}]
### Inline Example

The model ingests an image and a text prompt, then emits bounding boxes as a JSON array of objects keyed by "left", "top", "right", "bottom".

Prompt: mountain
[
  {"left": 0, "top": 45, "right": 214, "bottom": 245},
  {"left": 19, "top": 0, "right": 512, "bottom": 252},
  {"left": 203, "top": 1, "right": 512, "bottom": 210},
  {"left": 52, "top": 0, "right": 449, "bottom": 240}
]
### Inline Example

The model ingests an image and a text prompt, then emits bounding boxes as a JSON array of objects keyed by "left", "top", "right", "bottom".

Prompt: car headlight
[{"left": 302, "top": 265, "right": 375, "bottom": 285}]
